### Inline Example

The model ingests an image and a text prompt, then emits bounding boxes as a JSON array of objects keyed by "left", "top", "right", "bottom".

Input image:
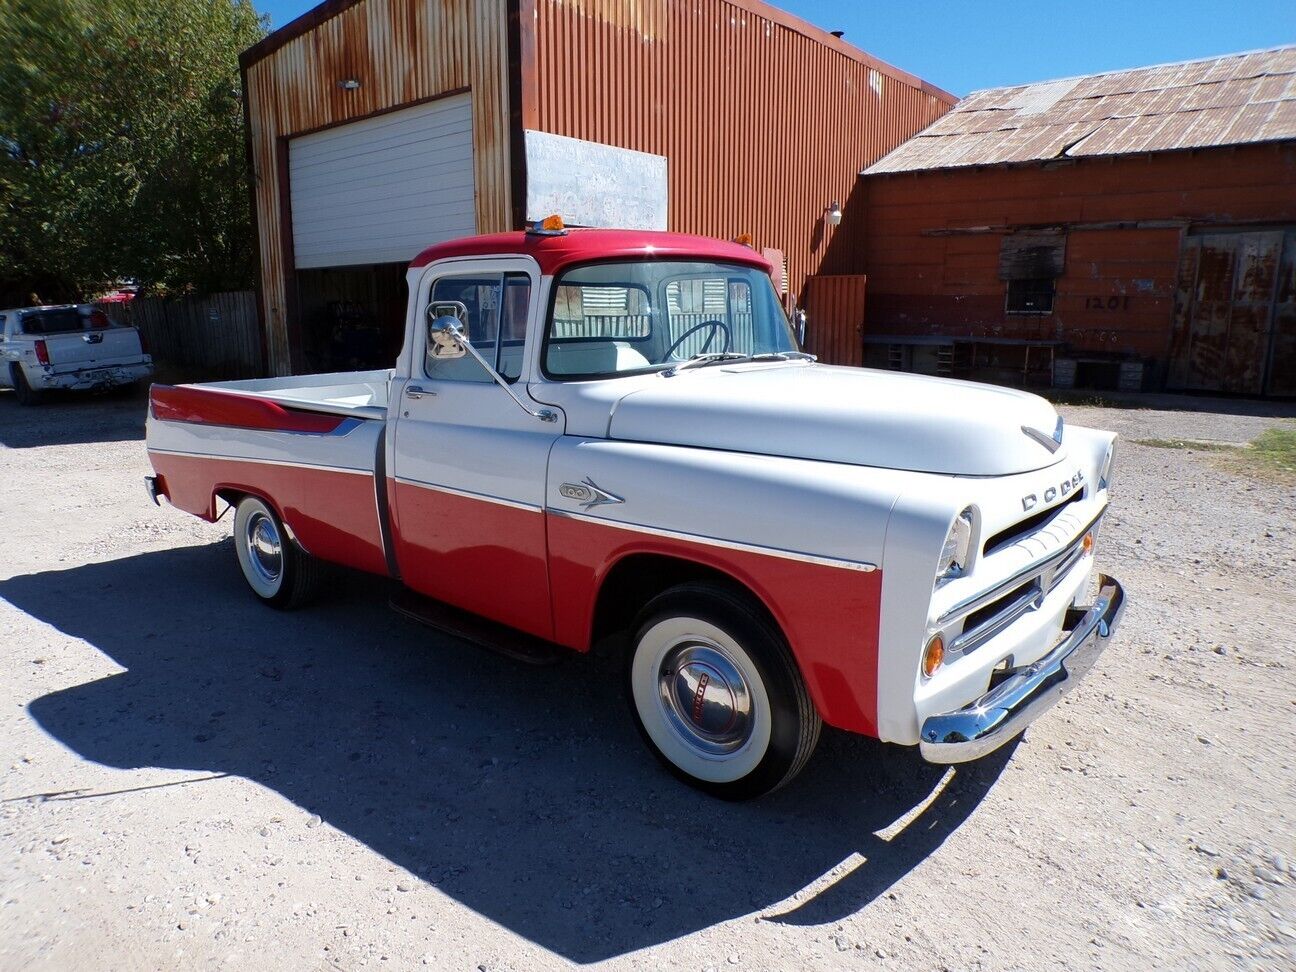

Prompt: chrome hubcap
[
  {"left": 657, "top": 640, "right": 754, "bottom": 757},
  {"left": 245, "top": 512, "right": 282, "bottom": 585}
]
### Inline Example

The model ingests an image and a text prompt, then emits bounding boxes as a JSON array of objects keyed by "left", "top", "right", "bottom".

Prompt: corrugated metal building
[
  {"left": 240, "top": 0, "right": 954, "bottom": 375},
  {"left": 833, "top": 46, "right": 1296, "bottom": 396}
]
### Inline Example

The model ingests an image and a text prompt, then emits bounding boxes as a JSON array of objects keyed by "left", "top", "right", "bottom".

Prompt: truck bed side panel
[{"left": 147, "top": 386, "right": 388, "bottom": 576}]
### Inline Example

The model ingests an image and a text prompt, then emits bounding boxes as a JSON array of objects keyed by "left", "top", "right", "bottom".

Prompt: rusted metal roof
[{"left": 865, "top": 46, "right": 1296, "bottom": 174}]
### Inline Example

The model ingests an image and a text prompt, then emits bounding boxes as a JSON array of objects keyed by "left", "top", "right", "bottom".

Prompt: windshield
[{"left": 543, "top": 260, "right": 798, "bottom": 380}]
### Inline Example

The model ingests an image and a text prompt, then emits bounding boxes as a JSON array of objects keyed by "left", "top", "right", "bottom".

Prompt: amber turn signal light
[
  {"left": 923, "top": 635, "right": 945, "bottom": 678},
  {"left": 1082, "top": 531, "right": 1095, "bottom": 556},
  {"left": 528, "top": 214, "right": 568, "bottom": 236}
]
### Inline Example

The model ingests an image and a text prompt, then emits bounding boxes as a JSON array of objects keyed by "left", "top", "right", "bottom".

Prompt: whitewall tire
[
  {"left": 232, "top": 496, "right": 324, "bottom": 609},
  {"left": 627, "top": 583, "right": 821, "bottom": 799}
]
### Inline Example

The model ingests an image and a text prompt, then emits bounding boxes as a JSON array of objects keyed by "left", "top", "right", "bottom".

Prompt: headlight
[
  {"left": 935, "top": 507, "right": 974, "bottom": 585},
  {"left": 1098, "top": 438, "right": 1117, "bottom": 492}
]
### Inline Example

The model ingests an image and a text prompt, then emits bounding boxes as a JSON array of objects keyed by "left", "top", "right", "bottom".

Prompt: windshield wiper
[
  {"left": 749, "top": 351, "right": 817, "bottom": 362},
  {"left": 663, "top": 352, "right": 751, "bottom": 375},
  {"left": 662, "top": 350, "right": 817, "bottom": 376}
]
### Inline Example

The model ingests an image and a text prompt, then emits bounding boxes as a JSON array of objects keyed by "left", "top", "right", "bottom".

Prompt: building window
[
  {"left": 1005, "top": 278, "right": 1055, "bottom": 314},
  {"left": 999, "top": 230, "right": 1064, "bottom": 316}
]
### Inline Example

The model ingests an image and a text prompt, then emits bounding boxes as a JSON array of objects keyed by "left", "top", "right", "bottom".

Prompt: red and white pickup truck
[{"left": 145, "top": 226, "right": 1125, "bottom": 798}]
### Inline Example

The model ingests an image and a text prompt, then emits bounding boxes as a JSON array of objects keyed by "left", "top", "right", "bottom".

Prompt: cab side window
[
  {"left": 425, "top": 276, "right": 501, "bottom": 383},
  {"left": 424, "top": 273, "right": 530, "bottom": 383}
]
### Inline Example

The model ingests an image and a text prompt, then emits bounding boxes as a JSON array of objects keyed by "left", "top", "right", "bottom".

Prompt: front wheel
[
  {"left": 627, "top": 583, "right": 821, "bottom": 799},
  {"left": 232, "top": 496, "right": 324, "bottom": 608}
]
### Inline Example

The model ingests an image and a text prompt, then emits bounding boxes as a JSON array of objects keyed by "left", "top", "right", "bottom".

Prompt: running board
[{"left": 389, "top": 588, "right": 565, "bottom": 667}]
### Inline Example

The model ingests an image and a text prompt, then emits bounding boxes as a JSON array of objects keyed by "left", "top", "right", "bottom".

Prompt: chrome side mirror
[
  {"left": 427, "top": 315, "right": 468, "bottom": 359},
  {"left": 793, "top": 308, "right": 807, "bottom": 346},
  {"left": 421, "top": 298, "right": 557, "bottom": 424},
  {"left": 427, "top": 300, "right": 470, "bottom": 359}
]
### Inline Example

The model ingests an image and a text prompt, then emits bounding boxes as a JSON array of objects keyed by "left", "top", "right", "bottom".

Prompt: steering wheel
[{"left": 662, "top": 320, "right": 732, "bottom": 361}]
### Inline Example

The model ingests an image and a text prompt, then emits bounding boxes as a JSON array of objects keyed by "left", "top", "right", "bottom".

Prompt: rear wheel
[
  {"left": 11, "top": 366, "right": 40, "bottom": 406},
  {"left": 627, "top": 582, "right": 821, "bottom": 799},
  {"left": 232, "top": 496, "right": 324, "bottom": 608}
]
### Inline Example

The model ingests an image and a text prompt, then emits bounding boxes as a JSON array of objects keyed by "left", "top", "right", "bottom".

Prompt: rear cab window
[{"left": 20, "top": 307, "right": 114, "bottom": 335}]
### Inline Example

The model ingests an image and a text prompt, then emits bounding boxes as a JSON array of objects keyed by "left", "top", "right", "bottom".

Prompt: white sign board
[{"left": 524, "top": 130, "right": 667, "bottom": 231}]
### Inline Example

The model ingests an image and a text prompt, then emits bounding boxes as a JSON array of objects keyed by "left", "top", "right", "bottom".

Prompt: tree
[{"left": 0, "top": 0, "right": 266, "bottom": 302}]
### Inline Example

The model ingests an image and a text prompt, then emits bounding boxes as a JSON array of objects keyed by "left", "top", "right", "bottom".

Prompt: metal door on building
[
  {"left": 802, "top": 274, "right": 867, "bottom": 367},
  {"left": 1169, "top": 229, "right": 1296, "bottom": 396},
  {"left": 287, "top": 94, "right": 477, "bottom": 269}
]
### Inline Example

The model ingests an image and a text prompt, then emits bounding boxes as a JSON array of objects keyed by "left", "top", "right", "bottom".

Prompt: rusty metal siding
[
  {"left": 802, "top": 274, "right": 867, "bottom": 366},
  {"left": 1271, "top": 232, "right": 1296, "bottom": 396},
  {"left": 869, "top": 45, "right": 1296, "bottom": 175},
  {"left": 530, "top": 0, "right": 953, "bottom": 306},
  {"left": 853, "top": 141, "right": 1296, "bottom": 392},
  {"left": 1169, "top": 229, "right": 1288, "bottom": 394},
  {"left": 244, "top": 0, "right": 513, "bottom": 374}
]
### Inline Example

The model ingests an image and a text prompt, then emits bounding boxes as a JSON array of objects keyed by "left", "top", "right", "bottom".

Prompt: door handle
[{"left": 405, "top": 384, "right": 436, "bottom": 399}]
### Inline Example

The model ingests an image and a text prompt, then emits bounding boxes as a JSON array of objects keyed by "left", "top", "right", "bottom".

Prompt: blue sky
[{"left": 256, "top": 0, "right": 1295, "bottom": 96}]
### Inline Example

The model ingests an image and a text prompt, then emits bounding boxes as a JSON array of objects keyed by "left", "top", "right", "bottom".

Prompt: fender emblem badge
[{"left": 559, "top": 478, "right": 624, "bottom": 510}]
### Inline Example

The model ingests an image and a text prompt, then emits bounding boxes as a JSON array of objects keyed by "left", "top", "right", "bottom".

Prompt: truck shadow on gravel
[{"left": 8, "top": 543, "right": 1013, "bottom": 963}]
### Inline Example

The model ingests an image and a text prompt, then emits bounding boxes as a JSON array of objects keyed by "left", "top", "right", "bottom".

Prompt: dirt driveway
[{"left": 1, "top": 389, "right": 1293, "bottom": 972}]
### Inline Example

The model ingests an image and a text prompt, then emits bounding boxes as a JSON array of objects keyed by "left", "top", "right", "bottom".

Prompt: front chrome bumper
[{"left": 919, "top": 574, "right": 1126, "bottom": 763}]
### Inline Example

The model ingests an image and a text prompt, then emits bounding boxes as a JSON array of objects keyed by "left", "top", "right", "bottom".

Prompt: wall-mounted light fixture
[
  {"left": 825, "top": 201, "right": 843, "bottom": 226},
  {"left": 337, "top": 78, "right": 362, "bottom": 91}
]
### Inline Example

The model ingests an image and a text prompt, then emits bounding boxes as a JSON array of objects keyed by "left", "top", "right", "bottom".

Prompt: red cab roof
[{"left": 409, "top": 229, "right": 773, "bottom": 277}]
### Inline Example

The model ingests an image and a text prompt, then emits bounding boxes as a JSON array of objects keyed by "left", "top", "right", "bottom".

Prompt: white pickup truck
[
  {"left": 145, "top": 225, "right": 1125, "bottom": 798},
  {"left": 1, "top": 304, "right": 153, "bottom": 404}
]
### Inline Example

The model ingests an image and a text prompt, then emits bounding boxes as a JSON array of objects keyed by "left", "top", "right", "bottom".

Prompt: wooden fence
[{"left": 101, "top": 291, "right": 262, "bottom": 379}]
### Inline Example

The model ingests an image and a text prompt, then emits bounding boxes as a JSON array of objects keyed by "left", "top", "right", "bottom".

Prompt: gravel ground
[{"left": 1, "top": 387, "right": 1294, "bottom": 972}]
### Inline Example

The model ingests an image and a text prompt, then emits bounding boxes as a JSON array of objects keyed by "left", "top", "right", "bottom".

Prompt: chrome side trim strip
[
  {"left": 391, "top": 475, "right": 543, "bottom": 513},
  {"left": 937, "top": 504, "right": 1107, "bottom": 627},
  {"left": 153, "top": 413, "right": 370, "bottom": 437},
  {"left": 147, "top": 447, "right": 371, "bottom": 476},
  {"left": 547, "top": 508, "right": 878, "bottom": 572}
]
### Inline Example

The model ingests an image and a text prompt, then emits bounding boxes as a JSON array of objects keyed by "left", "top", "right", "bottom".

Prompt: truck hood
[{"left": 604, "top": 363, "right": 1066, "bottom": 476}]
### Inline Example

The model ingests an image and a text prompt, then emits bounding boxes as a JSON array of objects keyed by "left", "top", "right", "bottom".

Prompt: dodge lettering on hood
[{"left": 144, "top": 227, "right": 1125, "bottom": 799}]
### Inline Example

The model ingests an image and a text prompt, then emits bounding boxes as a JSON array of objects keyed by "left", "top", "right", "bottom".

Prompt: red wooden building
[{"left": 830, "top": 46, "right": 1296, "bottom": 396}]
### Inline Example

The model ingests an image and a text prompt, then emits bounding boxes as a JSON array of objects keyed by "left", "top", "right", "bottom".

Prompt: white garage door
[{"left": 288, "top": 94, "right": 477, "bottom": 269}]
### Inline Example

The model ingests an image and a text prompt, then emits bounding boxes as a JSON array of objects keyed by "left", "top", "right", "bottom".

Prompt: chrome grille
[{"left": 943, "top": 506, "right": 1105, "bottom": 657}]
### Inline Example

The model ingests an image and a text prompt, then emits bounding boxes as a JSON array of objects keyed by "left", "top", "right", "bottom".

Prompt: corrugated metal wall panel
[
  {"left": 245, "top": 0, "right": 512, "bottom": 374},
  {"left": 803, "top": 274, "right": 867, "bottom": 366},
  {"left": 531, "top": 0, "right": 952, "bottom": 310}
]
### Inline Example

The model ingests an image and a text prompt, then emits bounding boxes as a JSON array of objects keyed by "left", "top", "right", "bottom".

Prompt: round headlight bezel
[
  {"left": 935, "top": 506, "right": 975, "bottom": 586},
  {"left": 1099, "top": 439, "right": 1118, "bottom": 493}
]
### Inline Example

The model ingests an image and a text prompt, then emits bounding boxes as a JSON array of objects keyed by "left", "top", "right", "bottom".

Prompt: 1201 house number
[{"left": 1085, "top": 296, "right": 1131, "bottom": 311}]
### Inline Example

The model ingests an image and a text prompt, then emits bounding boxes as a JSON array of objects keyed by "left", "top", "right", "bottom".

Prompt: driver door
[{"left": 390, "top": 258, "right": 562, "bottom": 639}]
